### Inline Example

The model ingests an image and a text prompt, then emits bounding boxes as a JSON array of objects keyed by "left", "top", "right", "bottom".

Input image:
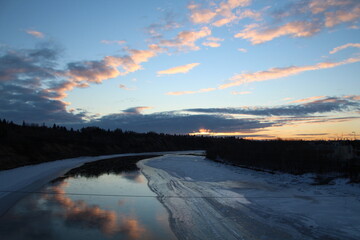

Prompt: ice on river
[{"left": 139, "top": 154, "right": 360, "bottom": 240}]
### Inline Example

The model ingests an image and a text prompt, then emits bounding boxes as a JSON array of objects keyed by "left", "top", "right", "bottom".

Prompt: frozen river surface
[{"left": 140, "top": 154, "right": 360, "bottom": 240}]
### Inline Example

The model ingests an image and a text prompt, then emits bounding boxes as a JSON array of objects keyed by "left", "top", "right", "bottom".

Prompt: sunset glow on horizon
[{"left": 1, "top": 0, "right": 359, "bottom": 139}]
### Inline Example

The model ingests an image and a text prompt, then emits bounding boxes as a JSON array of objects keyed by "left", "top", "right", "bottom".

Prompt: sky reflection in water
[{"left": 0, "top": 170, "right": 177, "bottom": 240}]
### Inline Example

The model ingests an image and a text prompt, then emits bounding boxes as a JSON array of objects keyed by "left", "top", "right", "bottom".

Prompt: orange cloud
[
  {"left": 26, "top": 30, "right": 44, "bottom": 38},
  {"left": 160, "top": 27, "right": 211, "bottom": 51},
  {"left": 235, "top": 21, "right": 321, "bottom": 44},
  {"left": 219, "top": 56, "right": 360, "bottom": 89},
  {"left": 157, "top": 63, "right": 200, "bottom": 75},
  {"left": 166, "top": 88, "right": 215, "bottom": 95},
  {"left": 329, "top": 43, "right": 360, "bottom": 54}
]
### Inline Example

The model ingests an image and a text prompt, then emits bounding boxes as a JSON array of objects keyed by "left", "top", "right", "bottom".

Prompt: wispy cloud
[
  {"left": 167, "top": 51, "right": 360, "bottom": 96},
  {"left": 235, "top": 0, "right": 360, "bottom": 44},
  {"left": 329, "top": 43, "right": 360, "bottom": 54},
  {"left": 219, "top": 56, "right": 360, "bottom": 89},
  {"left": 235, "top": 21, "right": 321, "bottom": 44},
  {"left": 157, "top": 63, "right": 200, "bottom": 75},
  {"left": 308, "top": 0, "right": 352, "bottom": 14},
  {"left": 325, "top": 4, "right": 360, "bottom": 27},
  {"left": 145, "top": 11, "right": 181, "bottom": 38},
  {"left": 25, "top": 30, "right": 44, "bottom": 38},
  {"left": 188, "top": 0, "right": 254, "bottom": 27},
  {"left": 159, "top": 27, "right": 211, "bottom": 51}
]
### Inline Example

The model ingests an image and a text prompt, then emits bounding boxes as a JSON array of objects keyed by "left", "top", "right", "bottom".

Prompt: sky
[{"left": 0, "top": 0, "right": 360, "bottom": 139}]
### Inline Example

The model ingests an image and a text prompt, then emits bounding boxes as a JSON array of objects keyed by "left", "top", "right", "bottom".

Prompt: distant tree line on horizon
[
  {"left": 0, "top": 119, "right": 359, "bottom": 182},
  {"left": 0, "top": 119, "right": 216, "bottom": 170}
]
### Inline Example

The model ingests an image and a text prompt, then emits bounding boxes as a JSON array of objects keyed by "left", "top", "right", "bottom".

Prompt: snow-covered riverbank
[{"left": 139, "top": 155, "right": 360, "bottom": 240}]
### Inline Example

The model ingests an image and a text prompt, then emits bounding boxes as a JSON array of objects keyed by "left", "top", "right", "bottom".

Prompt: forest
[{"left": 0, "top": 119, "right": 359, "bottom": 181}]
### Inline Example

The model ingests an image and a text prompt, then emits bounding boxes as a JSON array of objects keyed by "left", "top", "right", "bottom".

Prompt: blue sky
[{"left": 1, "top": 0, "right": 360, "bottom": 139}]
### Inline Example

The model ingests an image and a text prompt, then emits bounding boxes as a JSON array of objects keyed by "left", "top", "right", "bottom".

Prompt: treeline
[
  {"left": 206, "top": 138, "right": 360, "bottom": 182},
  {"left": 0, "top": 119, "right": 215, "bottom": 170},
  {"left": 0, "top": 119, "right": 359, "bottom": 182}
]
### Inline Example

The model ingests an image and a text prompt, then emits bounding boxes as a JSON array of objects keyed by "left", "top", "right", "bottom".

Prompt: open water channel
[{"left": 0, "top": 158, "right": 177, "bottom": 240}]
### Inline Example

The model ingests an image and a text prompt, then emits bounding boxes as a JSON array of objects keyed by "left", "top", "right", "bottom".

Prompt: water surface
[{"left": 0, "top": 168, "right": 177, "bottom": 240}]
